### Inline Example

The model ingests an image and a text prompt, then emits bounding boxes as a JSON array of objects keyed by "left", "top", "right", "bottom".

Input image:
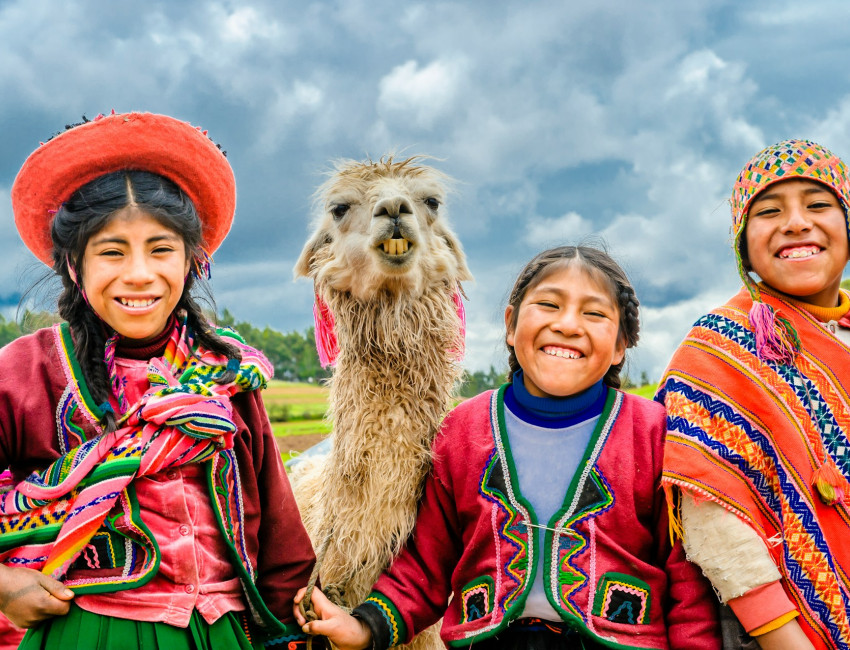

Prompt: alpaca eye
[
  {"left": 424, "top": 197, "right": 440, "bottom": 210},
  {"left": 331, "top": 204, "right": 350, "bottom": 220}
]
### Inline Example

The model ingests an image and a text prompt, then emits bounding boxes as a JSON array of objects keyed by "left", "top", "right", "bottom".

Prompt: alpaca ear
[
  {"left": 294, "top": 231, "right": 332, "bottom": 279},
  {"left": 438, "top": 226, "right": 473, "bottom": 282}
]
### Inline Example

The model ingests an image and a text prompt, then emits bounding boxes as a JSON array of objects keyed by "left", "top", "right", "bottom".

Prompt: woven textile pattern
[
  {"left": 0, "top": 318, "right": 272, "bottom": 583},
  {"left": 660, "top": 289, "right": 850, "bottom": 649}
]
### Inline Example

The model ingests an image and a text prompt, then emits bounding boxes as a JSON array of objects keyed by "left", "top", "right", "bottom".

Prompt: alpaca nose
[{"left": 373, "top": 196, "right": 413, "bottom": 220}]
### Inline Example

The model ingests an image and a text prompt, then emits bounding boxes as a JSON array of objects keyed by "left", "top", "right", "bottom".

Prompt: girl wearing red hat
[{"left": 0, "top": 112, "right": 318, "bottom": 649}]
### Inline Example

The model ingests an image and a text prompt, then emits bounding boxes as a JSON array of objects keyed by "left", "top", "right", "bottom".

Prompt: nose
[
  {"left": 373, "top": 196, "right": 413, "bottom": 220},
  {"left": 781, "top": 202, "right": 814, "bottom": 233},
  {"left": 122, "top": 253, "right": 155, "bottom": 285},
  {"left": 551, "top": 308, "right": 584, "bottom": 335}
]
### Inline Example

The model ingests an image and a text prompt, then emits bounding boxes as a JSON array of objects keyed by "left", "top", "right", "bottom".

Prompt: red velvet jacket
[
  {"left": 0, "top": 325, "right": 315, "bottom": 646},
  {"left": 355, "top": 386, "right": 721, "bottom": 649}
]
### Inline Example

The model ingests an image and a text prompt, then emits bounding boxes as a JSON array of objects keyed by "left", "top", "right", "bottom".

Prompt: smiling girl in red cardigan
[{"left": 295, "top": 246, "right": 720, "bottom": 650}]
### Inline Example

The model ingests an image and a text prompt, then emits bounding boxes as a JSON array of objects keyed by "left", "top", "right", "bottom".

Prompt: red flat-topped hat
[{"left": 11, "top": 111, "right": 236, "bottom": 266}]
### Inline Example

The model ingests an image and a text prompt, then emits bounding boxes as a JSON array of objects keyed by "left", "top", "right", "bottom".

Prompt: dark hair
[
  {"left": 51, "top": 170, "right": 240, "bottom": 432},
  {"left": 504, "top": 245, "right": 640, "bottom": 389}
]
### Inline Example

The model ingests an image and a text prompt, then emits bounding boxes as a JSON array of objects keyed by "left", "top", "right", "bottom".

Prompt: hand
[
  {"left": 0, "top": 565, "right": 74, "bottom": 628},
  {"left": 294, "top": 587, "right": 372, "bottom": 650}
]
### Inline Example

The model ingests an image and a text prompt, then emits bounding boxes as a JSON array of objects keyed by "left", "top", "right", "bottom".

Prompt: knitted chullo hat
[
  {"left": 731, "top": 139, "right": 850, "bottom": 363},
  {"left": 11, "top": 111, "right": 236, "bottom": 268}
]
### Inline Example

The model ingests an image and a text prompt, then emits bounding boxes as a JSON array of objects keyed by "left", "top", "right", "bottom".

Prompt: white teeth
[
  {"left": 381, "top": 239, "right": 410, "bottom": 255},
  {"left": 544, "top": 347, "right": 581, "bottom": 359},
  {"left": 780, "top": 247, "right": 819, "bottom": 259},
  {"left": 119, "top": 298, "right": 156, "bottom": 308}
]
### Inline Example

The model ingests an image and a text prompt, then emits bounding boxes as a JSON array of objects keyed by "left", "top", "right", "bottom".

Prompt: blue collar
[{"left": 504, "top": 370, "right": 606, "bottom": 428}]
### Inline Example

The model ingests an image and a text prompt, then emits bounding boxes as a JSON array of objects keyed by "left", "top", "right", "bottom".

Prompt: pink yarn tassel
[
  {"left": 749, "top": 302, "right": 798, "bottom": 365},
  {"left": 450, "top": 288, "right": 466, "bottom": 362},
  {"left": 313, "top": 295, "right": 339, "bottom": 368}
]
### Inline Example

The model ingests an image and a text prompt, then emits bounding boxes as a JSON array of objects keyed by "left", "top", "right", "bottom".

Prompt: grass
[
  {"left": 271, "top": 419, "right": 332, "bottom": 437},
  {"left": 628, "top": 383, "right": 659, "bottom": 400}
]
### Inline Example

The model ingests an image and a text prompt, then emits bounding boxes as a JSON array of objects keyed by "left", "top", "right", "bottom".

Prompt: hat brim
[{"left": 11, "top": 112, "right": 236, "bottom": 266}]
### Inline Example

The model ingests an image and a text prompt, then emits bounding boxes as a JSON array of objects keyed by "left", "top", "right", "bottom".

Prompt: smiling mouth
[
  {"left": 778, "top": 245, "right": 822, "bottom": 259},
  {"left": 378, "top": 238, "right": 412, "bottom": 256},
  {"left": 543, "top": 346, "right": 583, "bottom": 359},
  {"left": 118, "top": 297, "right": 158, "bottom": 308}
]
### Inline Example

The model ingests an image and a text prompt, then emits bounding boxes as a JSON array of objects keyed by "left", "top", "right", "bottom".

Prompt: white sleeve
[{"left": 680, "top": 491, "right": 781, "bottom": 602}]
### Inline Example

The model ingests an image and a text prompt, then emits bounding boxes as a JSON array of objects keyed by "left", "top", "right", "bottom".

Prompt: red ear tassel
[
  {"left": 313, "top": 295, "right": 339, "bottom": 368},
  {"left": 450, "top": 287, "right": 466, "bottom": 362}
]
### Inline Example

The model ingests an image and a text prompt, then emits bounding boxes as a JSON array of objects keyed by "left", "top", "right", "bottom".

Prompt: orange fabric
[
  {"left": 11, "top": 112, "right": 235, "bottom": 265},
  {"left": 660, "top": 288, "right": 850, "bottom": 650}
]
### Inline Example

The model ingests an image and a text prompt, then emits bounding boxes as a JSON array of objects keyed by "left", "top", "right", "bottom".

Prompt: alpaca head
[{"left": 295, "top": 156, "right": 471, "bottom": 300}]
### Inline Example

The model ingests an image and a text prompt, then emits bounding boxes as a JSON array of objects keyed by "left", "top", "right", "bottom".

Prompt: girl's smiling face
[
  {"left": 745, "top": 178, "right": 849, "bottom": 308},
  {"left": 79, "top": 206, "right": 190, "bottom": 341},
  {"left": 505, "top": 263, "right": 625, "bottom": 399}
]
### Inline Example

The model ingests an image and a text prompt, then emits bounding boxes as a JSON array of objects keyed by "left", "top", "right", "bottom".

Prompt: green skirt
[{"left": 20, "top": 604, "right": 262, "bottom": 650}]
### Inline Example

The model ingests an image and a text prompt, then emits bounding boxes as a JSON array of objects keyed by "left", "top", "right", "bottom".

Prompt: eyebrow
[
  {"left": 752, "top": 186, "right": 834, "bottom": 203},
  {"left": 531, "top": 284, "right": 614, "bottom": 306},
  {"left": 89, "top": 233, "right": 181, "bottom": 246}
]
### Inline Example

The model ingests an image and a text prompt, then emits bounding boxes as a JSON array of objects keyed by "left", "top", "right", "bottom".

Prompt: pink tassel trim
[
  {"left": 313, "top": 295, "right": 339, "bottom": 368},
  {"left": 450, "top": 288, "right": 466, "bottom": 362},
  {"left": 748, "top": 302, "right": 799, "bottom": 365}
]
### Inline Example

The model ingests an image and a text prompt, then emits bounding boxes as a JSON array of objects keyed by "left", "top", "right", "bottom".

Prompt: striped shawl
[
  {"left": 0, "top": 318, "right": 272, "bottom": 587},
  {"left": 659, "top": 288, "right": 850, "bottom": 650}
]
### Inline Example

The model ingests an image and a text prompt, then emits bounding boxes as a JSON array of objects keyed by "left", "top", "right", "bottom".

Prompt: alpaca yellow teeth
[
  {"left": 119, "top": 297, "right": 156, "bottom": 308},
  {"left": 380, "top": 239, "right": 410, "bottom": 255}
]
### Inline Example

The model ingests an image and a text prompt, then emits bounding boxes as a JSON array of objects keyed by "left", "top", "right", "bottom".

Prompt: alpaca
[{"left": 292, "top": 156, "right": 471, "bottom": 649}]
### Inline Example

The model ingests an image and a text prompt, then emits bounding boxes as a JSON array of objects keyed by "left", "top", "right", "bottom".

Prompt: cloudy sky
[{"left": 1, "top": 0, "right": 849, "bottom": 381}]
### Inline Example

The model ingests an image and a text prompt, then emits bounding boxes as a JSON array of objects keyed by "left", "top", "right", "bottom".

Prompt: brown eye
[
  {"left": 331, "top": 204, "right": 350, "bottom": 220},
  {"left": 424, "top": 197, "right": 440, "bottom": 210}
]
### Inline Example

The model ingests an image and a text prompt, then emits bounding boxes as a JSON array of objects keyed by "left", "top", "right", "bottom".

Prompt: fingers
[{"left": 39, "top": 574, "right": 75, "bottom": 601}]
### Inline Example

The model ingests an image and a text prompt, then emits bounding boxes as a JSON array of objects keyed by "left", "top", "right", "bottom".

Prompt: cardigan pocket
[
  {"left": 592, "top": 572, "right": 651, "bottom": 625},
  {"left": 460, "top": 575, "right": 495, "bottom": 623}
]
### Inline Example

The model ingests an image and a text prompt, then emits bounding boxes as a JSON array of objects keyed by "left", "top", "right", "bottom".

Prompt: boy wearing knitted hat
[{"left": 658, "top": 140, "right": 850, "bottom": 650}]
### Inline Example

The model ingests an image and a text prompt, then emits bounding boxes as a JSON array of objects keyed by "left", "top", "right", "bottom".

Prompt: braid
[
  {"left": 604, "top": 283, "right": 640, "bottom": 390},
  {"left": 57, "top": 276, "right": 118, "bottom": 433}
]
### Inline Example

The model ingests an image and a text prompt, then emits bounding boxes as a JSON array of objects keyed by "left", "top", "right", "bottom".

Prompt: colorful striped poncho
[
  {"left": 0, "top": 318, "right": 272, "bottom": 586},
  {"left": 659, "top": 288, "right": 850, "bottom": 650}
]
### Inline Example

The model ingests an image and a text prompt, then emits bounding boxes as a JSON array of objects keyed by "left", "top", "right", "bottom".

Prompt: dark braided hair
[
  {"left": 52, "top": 170, "right": 241, "bottom": 433},
  {"left": 505, "top": 245, "right": 640, "bottom": 389}
]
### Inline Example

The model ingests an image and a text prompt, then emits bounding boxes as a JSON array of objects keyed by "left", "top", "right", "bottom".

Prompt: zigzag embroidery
[
  {"left": 550, "top": 392, "right": 619, "bottom": 617},
  {"left": 479, "top": 449, "right": 527, "bottom": 611}
]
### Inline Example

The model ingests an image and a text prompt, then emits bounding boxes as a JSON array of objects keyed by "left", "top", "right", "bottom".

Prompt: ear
[
  {"left": 504, "top": 305, "right": 515, "bottom": 348},
  {"left": 67, "top": 259, "right": 78, "bottom": 285},
  {"left": 294, "top": 230, "right": 332, "bottom": 279},
  {"left": 612, "top": 335, "right": 627, "bottom": 367},
  {"left": 437, "top": 226, "right": 473, "bottom": 282}
]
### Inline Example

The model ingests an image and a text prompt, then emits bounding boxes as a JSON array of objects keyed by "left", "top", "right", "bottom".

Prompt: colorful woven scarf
[
  {"left": 0, "top": 317, "right": 272, "bottom": 581},
  {"left": 660, "top": 289, "right": 850, "bottom": 649}
]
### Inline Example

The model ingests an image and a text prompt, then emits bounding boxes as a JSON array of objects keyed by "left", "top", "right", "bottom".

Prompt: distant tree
[
  {"left": 457, "top": 365, "right": 508, "bottom": 398},
  {"left": 218, "top": 309, "right": 329, "bottom": 383},
  {"left": 639, "top": 370, "right": 650, "bottom": 387}
]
